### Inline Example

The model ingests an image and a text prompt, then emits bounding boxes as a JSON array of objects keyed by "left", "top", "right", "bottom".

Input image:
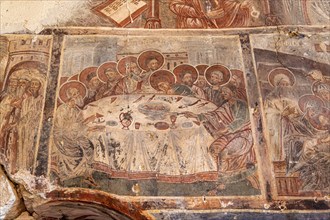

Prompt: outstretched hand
[
  {"left": 87, "top": 125, "right": 105, "bottom": 132},
  {"left": 183, "top": 111, "right": 198, "bottom": 119}
]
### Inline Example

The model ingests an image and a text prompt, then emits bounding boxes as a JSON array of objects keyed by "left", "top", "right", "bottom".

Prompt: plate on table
[
  {"left": 106, "top": 120, "right": 118, "bottom": 126},
  {"left": 154, "top": 122, "right": 169, "bottom": 130},
  {"left": 138, "top": 102, "right": 170, "bottom": 120},
  {"left": 182, "top": 121, "right": 193, "bottom": 128}
]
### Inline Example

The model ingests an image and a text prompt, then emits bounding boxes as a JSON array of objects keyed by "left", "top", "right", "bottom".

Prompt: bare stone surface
[{"left": 0, "top": 166, "right": 25, "bottom": 219}]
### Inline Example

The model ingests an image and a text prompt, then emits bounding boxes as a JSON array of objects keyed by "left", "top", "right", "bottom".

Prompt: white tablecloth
[{"left": 82, "top": 95, "right": 218, "bottom": 181}]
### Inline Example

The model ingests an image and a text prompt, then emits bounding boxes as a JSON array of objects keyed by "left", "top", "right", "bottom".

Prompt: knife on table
[
  {"left": 133, "top": 95, "right": 145, "bottom": 103},
  {"left": 147, "top": 94, "right": 156, "bottom": 102}
]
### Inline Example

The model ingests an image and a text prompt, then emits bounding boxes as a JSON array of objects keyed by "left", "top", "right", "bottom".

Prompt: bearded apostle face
[
  {"left": 181, "top": 72, "right": 194, "bottom": 87},
  {"left": 221, "top": 86, "right": 234, "bottom": 101},
  {"left": 279, "top": 79, "right": 290, "bottom": 87},
  {"left": 158, "top": 81, "right": 173, "bottom": 94},
  {"left": 66, "top": 87, "right": 84, "bottom": 108},
  {"left": 210, "top": 71, "right": 223, "bottom": 85},
  {"left": 7, "top": 78, "right": 18, "bottom": 95},
  {"left": 29, "top": 78, "right": 41, "bottom": 97},
  {"left": 88, "top": 77, "right": 101, "bottom": 91},
  {"left": 306, "top": 107, "right": 330, "bottom": 130},
  {"left": 231, "top": 74, "right": 242, "bottom": 88},
  {"left": 196, "top": 76, "right": 207, "bottom": 89},
  {"left": 146, "top": 58, "right": 160, "bottom": 71},
  {"left": 105, "top": 68, "right": 121, "bottom": 82},
  {"left": 273, "top": 73, "right": 291, "bottom": 87},
  {"left": 126, "top": 62, "right": 145, "bottom": 79},
  {"left": 306, "top": 106, "right": 320, "bottom": 119},
  {"left": 17, "top": 78, "right": 30, "bottom": 97}
]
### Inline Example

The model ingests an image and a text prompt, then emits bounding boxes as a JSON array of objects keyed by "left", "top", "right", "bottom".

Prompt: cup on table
[{"left": 135, "top": 122, "right": 141, "bottom": 129}]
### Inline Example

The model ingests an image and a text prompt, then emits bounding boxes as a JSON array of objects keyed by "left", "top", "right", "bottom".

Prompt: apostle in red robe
[{"left": 169, "top": 0, "right": 254, "bottom": 29}]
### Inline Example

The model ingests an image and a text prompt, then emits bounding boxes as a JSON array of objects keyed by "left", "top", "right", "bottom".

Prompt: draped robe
[
  {"left": 169, "top": 0, "right": 252, "bottom": 29},
  {"left": 53, "top": 103, "right": 93, "bottom": 180},
  {"left": 199, "top": 99, "right": 256, "bottom": 173}
]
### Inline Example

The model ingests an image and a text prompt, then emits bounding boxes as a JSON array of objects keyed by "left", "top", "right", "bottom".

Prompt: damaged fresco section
[
  {"left": 0, "top": 165, "right": 25, "bottom": 219},
  {"left": 250, "top": 32, "right": 330, "bottom": 197},
  {"left": 49, "top": 35, "right": 262, "bottom": 196}
]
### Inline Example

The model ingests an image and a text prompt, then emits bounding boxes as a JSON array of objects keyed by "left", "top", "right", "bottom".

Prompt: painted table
[{"left": 82, "top": 94, "right": 219, "bottom": 182}]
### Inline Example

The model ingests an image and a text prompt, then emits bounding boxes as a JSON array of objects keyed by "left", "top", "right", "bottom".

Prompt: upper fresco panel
[{"left": 1, "top": 0, "right": 329, "bottom": 33}]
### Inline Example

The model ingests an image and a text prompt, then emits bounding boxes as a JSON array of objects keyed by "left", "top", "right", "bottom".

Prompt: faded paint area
[{"left": 0, "top": 0, "right": 102, "bottom": 34}]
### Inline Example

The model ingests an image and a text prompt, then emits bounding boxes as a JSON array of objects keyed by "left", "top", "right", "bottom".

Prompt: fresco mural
[
  {"left": 89, "top": 0, "right": 265, "bottom": 28},
  {"left": 2, "top": 0, "right": 325, "bottom": 33},
  {"left": 271, "top": 0, "right": 330, "bottom": 25},
  {"left": 49, "top": 35, "right": 261, "bottom": 196},
  {"left": 0, "top": 35, "right": 51, "bottom": 175},
  {"left": 87, "top": 0, "right": 330, "bottom": 28},
  {"left": 0, "top": 29, "right": 329, "bottom": 218},
  {"left": 1, "top": 1, "right": 329, "bottom": 36},
  {"left": 250, "top": 33, "right": 330, "bottom": 197},
  {"left": 0, "top": 0, "right": 330, "bottom": 216}
]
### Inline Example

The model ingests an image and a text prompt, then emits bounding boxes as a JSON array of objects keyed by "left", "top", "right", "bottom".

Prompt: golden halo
[
  {"left": 97, "top": 61, "right": 120, "bottom": 83},
  {"left": 204, "top": 64, "right": 231, "bottom": 86},
  {"left": 268, "top": 67, "right": 295, "bottom": 87},
  {"left": 298, "top": 94, "right": 324, "bottom": 113},
  {"left": 137, "top": 50, "right": 165, "bottom": 71},
  {"left": 117, "top": 56, "right": 139, "bottom": 75},
  {"left": 149, "top": 70, "right": 176, "bottom": 91},
  {"left": 312, "top": 81, "right": 330, "bottom": 97},
  {"left": 58, "top": 80, "right": 87, "bottom": 104},
  {"left": 173, "top": 64, "right": 198, "bottom": 83},
  {"left": 79, "top": 66, "right": 98, "bottom": 86}
]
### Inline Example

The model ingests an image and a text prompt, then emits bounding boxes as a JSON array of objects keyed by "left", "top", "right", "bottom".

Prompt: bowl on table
[{"left": 138, "top": 102, "right": 170, "bottom": 120}]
